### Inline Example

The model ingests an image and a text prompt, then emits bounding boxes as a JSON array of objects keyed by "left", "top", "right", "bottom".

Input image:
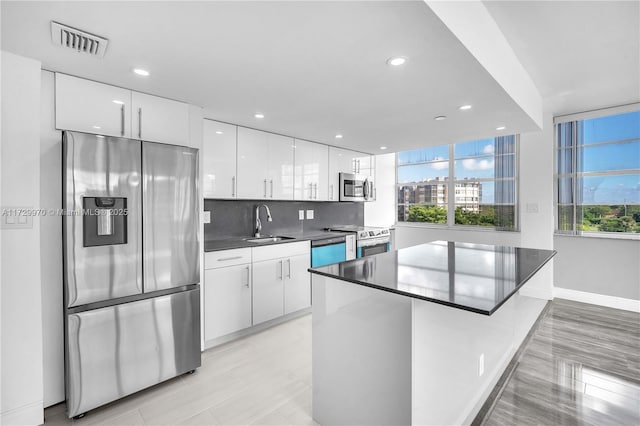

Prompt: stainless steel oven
[
  {"left": 339, "top": 173, "right": 375, "bottom": 202},
  {"left": 327, "top": 226, "right": 390, "bottom": 258}
]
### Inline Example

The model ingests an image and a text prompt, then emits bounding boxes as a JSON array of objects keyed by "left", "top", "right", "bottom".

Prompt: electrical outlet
[
  {"left": 478, "top": 353, "right": 485, "bottom": 377},
  {"left": 526, "top": 203, "right": 539, "bottom": 213},
  {"left": 203, "top": 211, "right": 211, "bottom": 224},
  {"left": 299, "top": 210, "right": 305, "bottom": 220},
  {"left": 306, "top": 209, "right": 314, "bottom": 220}
]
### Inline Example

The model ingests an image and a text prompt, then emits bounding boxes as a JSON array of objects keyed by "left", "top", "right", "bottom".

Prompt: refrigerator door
[
  {"left": 63, "top": 131, "right": 142, "bottom": 307},
  {"left": 66, "top": 287, "right": 201, "bottom": 417},
  {"left": 143, "top": 142, "right": 200, "bottom": 292}
]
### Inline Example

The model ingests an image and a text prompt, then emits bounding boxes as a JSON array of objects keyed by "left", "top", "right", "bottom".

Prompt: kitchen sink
[{"left": 244, "top": 236, "right": 295, "bottom": 243}]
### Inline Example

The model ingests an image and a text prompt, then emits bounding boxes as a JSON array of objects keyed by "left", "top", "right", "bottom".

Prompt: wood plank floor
[
  {"left": 482, "top": 298, "right": 640, "bottom": 426},
  {"left": 44, "top": 298, "right": 639, "bottom": 425}
]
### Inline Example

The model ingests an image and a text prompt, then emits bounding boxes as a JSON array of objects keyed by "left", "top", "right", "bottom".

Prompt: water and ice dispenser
[{"left": 82, "top": 197, "right": 127, "bottom": 247}]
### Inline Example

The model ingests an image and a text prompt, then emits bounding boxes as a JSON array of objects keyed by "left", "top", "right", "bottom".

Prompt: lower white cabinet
[
  {"left": 204, "top": 242, "right": 311, "bottom": 341},
  {"left": 204, "top": 248, "right": 252, "bottom": 342},
  {"left": 284, "top": 254, "right": 312, "bottom": 314}
]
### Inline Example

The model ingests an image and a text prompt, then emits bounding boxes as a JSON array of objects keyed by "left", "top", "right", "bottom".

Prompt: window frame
[
  {"left": 396, "top": 136, "right": 520, "bottom": 232},
  {"left": 554, "top": 105, "right": 640, "bottom": 240}
]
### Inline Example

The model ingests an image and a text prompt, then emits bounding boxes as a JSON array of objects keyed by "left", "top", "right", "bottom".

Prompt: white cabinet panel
[
  {"left": 328, "top": 147, "right": 354, "bottom": 201},
  {"left": 204, "top": 264, "right": 252, "bottom": 341},
  {"left": 203, "top": 120, "right": 237, "bottom": 198},
  {"left": 237, "top": 127, "right": 269, "bottom": 199},
  {"left": 294, "top": 139, "right": 328, "bottom": 201},
  {"left": 284, "top": 253, "right": 311, "bottom": 314},
  {"left": 55, "top": 73, "right": 131, "bottom": 137},
  {"left": 267, "top": 133, "right": 295, "bottom": 200},
  {"left": 131, "top": 91, "right": 189, "bottom": 145},
  {"left": 252, "top": 258, "right": 285, "bottom": 325}
]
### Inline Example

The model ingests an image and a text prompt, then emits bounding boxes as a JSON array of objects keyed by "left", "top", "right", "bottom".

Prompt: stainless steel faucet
[{"left": 254, "top": 204, "right": 273, "bottom": 237}]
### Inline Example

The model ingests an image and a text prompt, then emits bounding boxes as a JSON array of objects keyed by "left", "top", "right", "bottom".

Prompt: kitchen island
[{"left": 309, "top": 240, "right": 555, "bottom": 426}]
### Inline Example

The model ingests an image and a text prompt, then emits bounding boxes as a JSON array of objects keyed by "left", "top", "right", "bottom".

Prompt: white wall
[
  {"left": 1, "top": 51, "right": 44, "bottom": 426},
  {"left": 40, "top": 70, "right": 64, "bottom": 406},
  {"left": 364, "top": 153, "right": 396, "bottom": 227}
]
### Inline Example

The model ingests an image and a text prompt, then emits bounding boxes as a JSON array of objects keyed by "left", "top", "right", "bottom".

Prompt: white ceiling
[
  {"left": 484, "top": 0, "right": 640, "bottom": 117},
  {"left": 2, "top": 1, "right": 638, "bottom": 153}
]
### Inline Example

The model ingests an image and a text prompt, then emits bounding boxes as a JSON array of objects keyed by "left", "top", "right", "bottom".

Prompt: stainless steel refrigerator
[{"left": 62, "top": 131, "right": 201, "bottom": 418}]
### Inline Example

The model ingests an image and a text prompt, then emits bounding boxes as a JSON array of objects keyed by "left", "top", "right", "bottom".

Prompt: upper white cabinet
[
  {"left": 328, "top": 147, "right": 374, "bottom": 200},
  {"left": 294, "top": 139, "right": 329, "bottom": 201},
  {"left": 354, "top": 153, "right": 374, "bottom": 177},
  {"left": 56, "top": 73, "right": 132, "bottom": 138},
  {"left": 237, "top": 127, "right": 294, "bottom": 200},
  {"left": 203, "top": 120, "right": 237, "bottom": 198},
  {"left": 131, "top": 92, "right": 189, "bottom": 145},
  {"left": 55, "top": 73, "right": 189, "bottom": 145}
]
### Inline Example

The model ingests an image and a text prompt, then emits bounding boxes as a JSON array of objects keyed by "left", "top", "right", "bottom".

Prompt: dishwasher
[{"left": 311, "top": 235, "right": 348, "bottom": 267}]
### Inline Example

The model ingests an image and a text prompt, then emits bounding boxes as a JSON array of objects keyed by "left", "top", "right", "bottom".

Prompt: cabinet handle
[
  {"left": 264, "top": 179, "right": 267, "bottom": 198},
  {"left": 309, "top": 183, "right": 313, "bottom": 200},
  {"left": 232, "top": 176, "right": 236, "bottom": 197},
  {"left": 277, "top": 260, "right": 283, "bottom": 280},
  {"left": 330, "top": 184, "right": 334, "bottom": 200},
  {"left": 218, "top": 256, "right": 242, "bottom": 262},
  {"left": 244, "top": 266, "right": 250, "bottom": 288},
  {"left": 357, "top": 159, "right": 361, "bottom": 173},
  {"left": 287, "top": 259, "right": 291, "bottom": 279},
  {"left": 314, "top": 183, "right": 318, "bottom": 199},
  {"left": 138, "top": 107, "right": 142, "bottom": 138},
  {"left": 120, "top": 105, "right": 125, "bottom": 136},
  {"left": 270, "top": 180, "right": 274, "bottom": 198}
]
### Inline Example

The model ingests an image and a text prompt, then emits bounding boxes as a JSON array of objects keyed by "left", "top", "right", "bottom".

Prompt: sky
[{"left": 397, "top": 111, "right": 640, "bottom": 205}]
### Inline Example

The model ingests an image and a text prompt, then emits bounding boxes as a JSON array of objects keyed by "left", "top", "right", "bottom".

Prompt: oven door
[{"left": 357, "top": 238, "right": 391, "bottom": 258}]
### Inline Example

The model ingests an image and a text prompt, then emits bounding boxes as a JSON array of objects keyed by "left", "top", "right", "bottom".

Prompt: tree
[
  {"left": 599, "top": 216, "right": 637, "bottom": 233},
  {"left": 407, "top": 205, "right": 447, "bottom": 224}
]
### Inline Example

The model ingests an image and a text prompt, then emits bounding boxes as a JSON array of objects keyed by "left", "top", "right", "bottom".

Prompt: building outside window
[
  {"left": 556, "top": 108, "right": 640, "bottom": 236},
  {"left": 397, "top": 135, "right": 518, "bottom": 230}
]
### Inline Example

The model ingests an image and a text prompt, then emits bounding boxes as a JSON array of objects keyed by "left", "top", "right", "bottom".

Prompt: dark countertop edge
[
  {"left": 204, "top": 231, "right": 346, "bottom": 252},
  {"left": 308, "top": 250, "right": 557, "bottom": 316}
]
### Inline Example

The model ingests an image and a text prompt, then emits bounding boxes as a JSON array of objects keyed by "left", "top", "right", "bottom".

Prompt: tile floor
[{"left": 44, "top": 299, "right": 640, "bottom": 425}]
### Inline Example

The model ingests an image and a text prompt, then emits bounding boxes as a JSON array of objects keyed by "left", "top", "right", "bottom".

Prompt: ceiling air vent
[{"left": 51, "top": 21, "right": 108, "bottom": 57}]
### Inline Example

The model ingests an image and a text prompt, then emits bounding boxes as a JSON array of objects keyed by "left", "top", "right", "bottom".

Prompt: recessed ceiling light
[
  {"left": 112, "top": 100, "right": 124, "bottom": 105},
  {"left": 215, "top": 131, "right": 223, "bottom": 135},
  {"left": 434, "top": 116, "right": 447, "bottom": 121},
  {"left": 496, "top": 126, "right": 506, "bottom": 131},
  {"left": 459, "top": 105, "right": 472, "bottom": 111},
  {"left": 92, "top": 125, "right": 101, "bottom": 129},
  {"left": 254, "top": 113, "right": 265, "bottom": 119},
  {"left": 133, "top": 68, "right": 150, "bottom": 77},
  {"left": 380, "top": 146, "right": 388, "bottom": 150},
  {"left": 386, "top": 56, "right": 407, "bottom": 66},
  {"left": 335, "top": 134, "right": 343, "bottom": 139}
]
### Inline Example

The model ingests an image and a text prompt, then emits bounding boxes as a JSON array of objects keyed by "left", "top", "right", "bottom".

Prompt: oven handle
[{"left": 357, "top": 238, "right": 390, "bottom": 248}]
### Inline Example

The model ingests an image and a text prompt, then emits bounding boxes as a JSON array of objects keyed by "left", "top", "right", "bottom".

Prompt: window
[
  {"left": 397, "top": 135, "right": 518, "bottom": 230},
  {"left": 556, "top": 109, "right": 640, "bottom": 236}
]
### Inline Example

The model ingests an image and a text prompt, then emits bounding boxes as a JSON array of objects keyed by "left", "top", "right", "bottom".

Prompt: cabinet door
[
  {"left": 328, "top": 147, "right": 354, "bottom": 201},
  {"left": 355, "top": 153, "right": 374, "bottom": 177},
  {"left": 203, "top": 120, "right": 237, "bottom": 198},
  {"left": 131, "top": 92, "right": 189, "bottom": 145},
  {"left": 294, "top": 139, "right": 328, "bottom": 201},
  {"left": 204, "top": 265, "right": 252, "bottom": 341},
  {"left": 284, "top": 253, "right": 311, "bottom": 315},
  {"left": 237, "top": 127, "right": 269, "bottom": 199},
  {"left": 252, "top": 258, "right": 284, "bottom": 325},
  {"left": 267, "top": 133, "right": 294, "bottom": 200},
  {"left": 55, "top": 73, "right": 131, "bottom": 137}
]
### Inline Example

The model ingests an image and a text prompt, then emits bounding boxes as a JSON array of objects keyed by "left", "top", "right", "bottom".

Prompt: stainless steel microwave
[{"left": 339, "top": 172, "right": 375, "bottom": 202}]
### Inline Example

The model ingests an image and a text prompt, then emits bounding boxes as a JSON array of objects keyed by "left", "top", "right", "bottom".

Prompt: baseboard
[
  {"left": 554, "top": 287, "right": 640, "bottom": 313},
  {"left": 1, "top": 400, "right": 43, "bottom": 426},
  {"left": 518, "top": 286, "right": 553, "bottom": 300}
]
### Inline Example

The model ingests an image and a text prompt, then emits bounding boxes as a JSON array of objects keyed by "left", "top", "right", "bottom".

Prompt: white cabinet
[
  {"left": 294, "top": 139, "right": 329, "bottom": 201},
  {"left": 252, "top": 241, "right": 310, "bottom": 325},
  {"left": 328, "top": 147, "right": 375, "bottom": 200},
  {"left": 55, "top": 73, "right": 132, "bottom": 137},
  {"left": 203, "top": 120, "right": 237, "bottom": 198},
  {"left": 55, "top": 73, "right": 189, "bottom": 145},
  {"left": 237, "top": 127, "right": 294, "bottom": 200},
  {"left": 354, "top": 153, "right": 374, "bottom": 177},
  {"left": 284, "top": 253, "right": 312, "bottom": 314},
  {"left": 131, "top": 91, "right": 189, "bottom": 145},
  {"left": 203, "top": 248, "right": 252, "bottom": 341}
]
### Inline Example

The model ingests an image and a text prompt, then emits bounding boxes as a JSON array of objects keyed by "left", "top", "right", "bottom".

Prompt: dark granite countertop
[
  {"left": 204, "top": 231, "right": 347, "bottom": 252},
  {"left": 309, "top": 240, "right": 556, "bottom": 315}
]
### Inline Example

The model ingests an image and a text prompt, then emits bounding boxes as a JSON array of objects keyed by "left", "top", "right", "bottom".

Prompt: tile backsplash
[{"left": 204, "top": 199, "right": 364, "bottom": 240}]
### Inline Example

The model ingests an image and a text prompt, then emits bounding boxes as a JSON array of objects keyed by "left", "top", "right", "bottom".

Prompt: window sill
[
  {"left": 554, "top": 232, "right": 640, "bottom": 241},
  {"left": 396, "top": 222, "right": 520, "bottom": 233}
]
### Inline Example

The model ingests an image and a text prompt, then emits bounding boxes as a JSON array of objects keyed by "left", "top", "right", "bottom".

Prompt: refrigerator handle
[
  {"left": 120, "top": 105, "right": 125, "bottom": 136},
  {"left": 138, "top": 108, "right": 142, "bottom": 138}
]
